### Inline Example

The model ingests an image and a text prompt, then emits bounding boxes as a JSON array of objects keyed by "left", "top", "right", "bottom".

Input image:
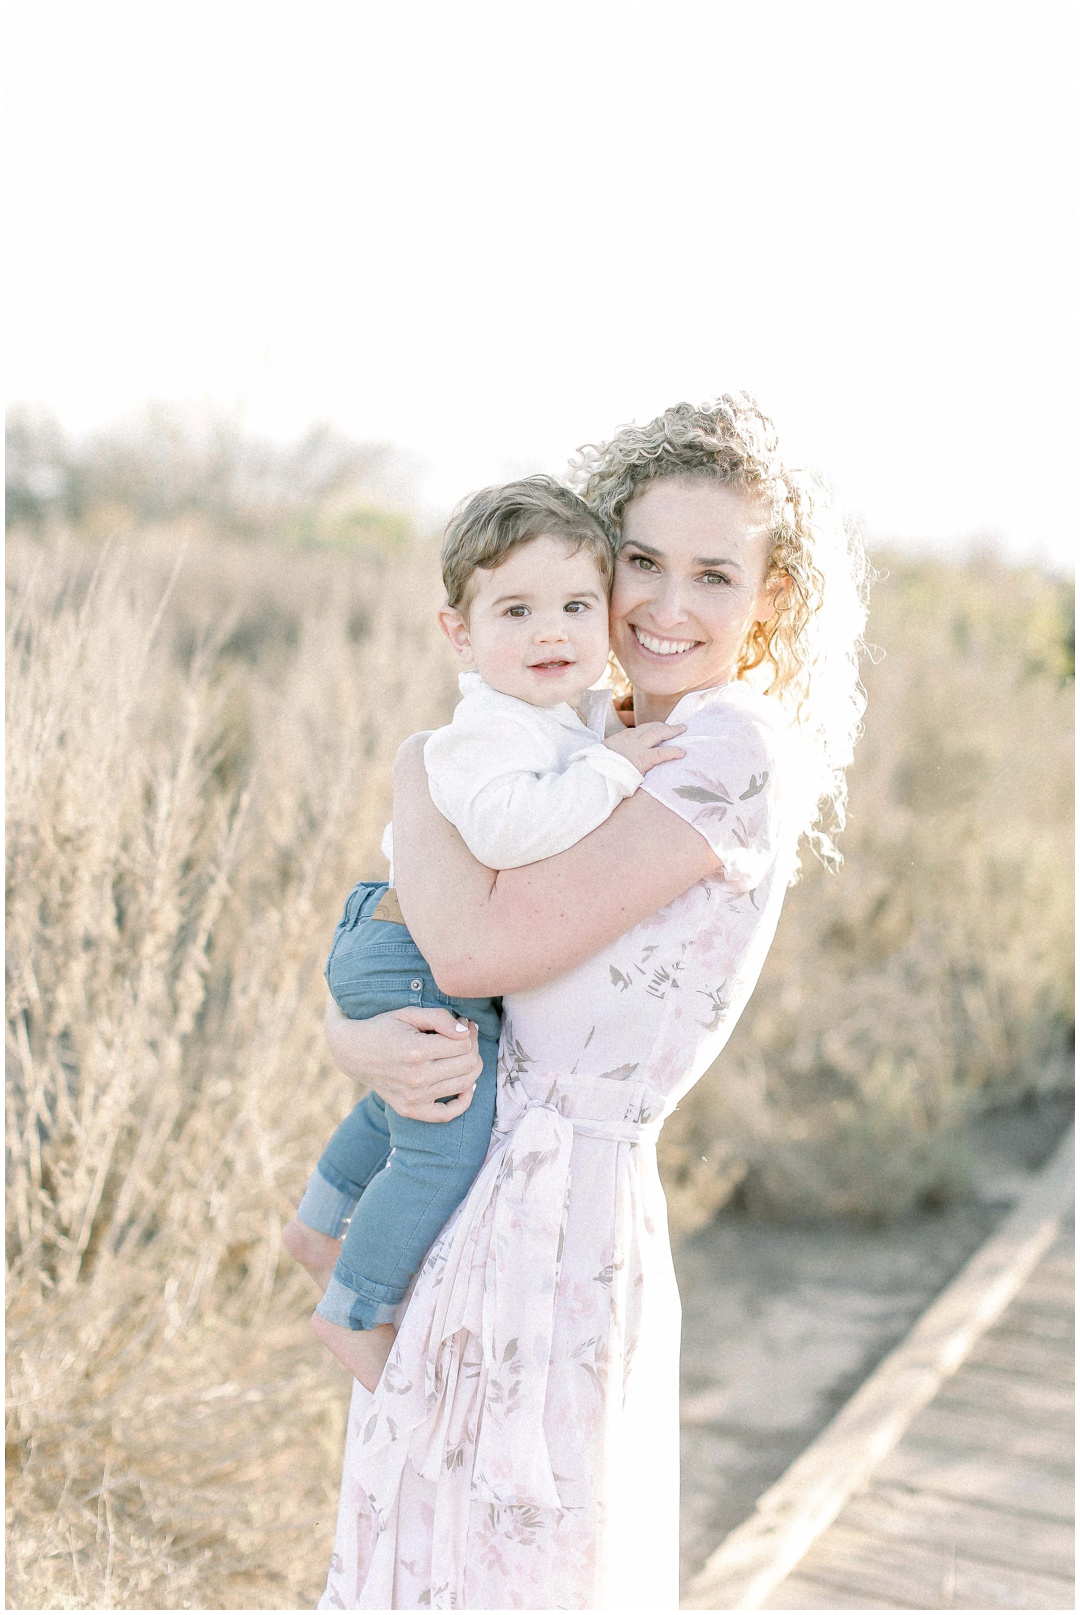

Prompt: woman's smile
[{"left": 630, "top": 626, "right": 703, "bottom": 658}]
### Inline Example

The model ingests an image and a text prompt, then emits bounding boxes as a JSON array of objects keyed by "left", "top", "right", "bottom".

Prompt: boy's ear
[{"left": 437, "top": 605, "right": 473, "bottom": 663}]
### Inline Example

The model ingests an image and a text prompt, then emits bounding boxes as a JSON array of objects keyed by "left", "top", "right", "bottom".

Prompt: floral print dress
[{"left": 319, "top": 681, "right": 799, "bottom": 1611}]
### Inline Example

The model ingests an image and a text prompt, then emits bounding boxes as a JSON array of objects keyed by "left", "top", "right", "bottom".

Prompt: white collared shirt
[{"left": 383, "top": 671, "right": 641, "bottom": 873}]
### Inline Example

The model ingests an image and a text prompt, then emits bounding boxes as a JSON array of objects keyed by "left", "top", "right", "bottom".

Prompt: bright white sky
[{"left": 7, "top": 2, "right": 1076, "bottom": 565}]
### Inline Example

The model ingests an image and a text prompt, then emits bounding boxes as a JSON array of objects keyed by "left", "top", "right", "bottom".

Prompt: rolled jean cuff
[
  {"left": 315, "top": 1272, "right": 402, "bottom": 1332},
  {"left": 296, "top": 1170, "right": 358, "bottom": 1239}
]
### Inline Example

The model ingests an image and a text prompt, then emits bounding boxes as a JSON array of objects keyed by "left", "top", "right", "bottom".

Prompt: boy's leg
[
  {"left": 298, "top": 1091, "right": 394, "bottom": 1235},
  {"left": 316, "top": 1021, "right": 499, "bottom": 1331},
  {"left": 299, "top": 874, "right": 410, "bottom": 1237},
  {"left": 285, "top": 1092, "right": 392, "bottom": 1288},
  {"left": 300, "top": 877, "right": 501, "bottom": 1385}
]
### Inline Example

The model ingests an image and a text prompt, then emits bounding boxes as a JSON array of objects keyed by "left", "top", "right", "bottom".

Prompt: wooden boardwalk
[
  {"left": 762, "top": 1215, "right": 1074, "bottom": 1610},
  {"left": 683, "top": 1130, "right": 1074, "bottom": 1612}
]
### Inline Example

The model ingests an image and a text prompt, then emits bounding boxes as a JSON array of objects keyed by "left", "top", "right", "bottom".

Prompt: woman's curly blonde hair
[{"left": 571, "top": 393, "right": 872, "bottom": 868}]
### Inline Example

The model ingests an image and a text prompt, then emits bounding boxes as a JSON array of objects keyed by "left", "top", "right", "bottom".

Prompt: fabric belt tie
[
  {"left": 352, "top": 1095, "right": 660, "bottom": 1535},
  {"left": 503, "top": 1099, "right": 661, "bottom": 1147}
]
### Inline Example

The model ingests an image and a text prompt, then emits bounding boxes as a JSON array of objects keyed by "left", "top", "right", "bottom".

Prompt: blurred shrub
[
  {"left": 5, "top": 402, "right": 416, "bottom": 551},
  {"left": 5, "top": 526, "right": 1073, "bottom": 1605}
]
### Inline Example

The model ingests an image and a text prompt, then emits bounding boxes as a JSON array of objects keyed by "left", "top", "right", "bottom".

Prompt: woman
[{"left": 318, "top": 396, "right": 870, "bottom": 1611}]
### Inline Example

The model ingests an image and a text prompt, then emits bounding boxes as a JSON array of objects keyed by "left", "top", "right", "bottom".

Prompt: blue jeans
[{"left": 297, "top": 880, "right": 501, "bottom": 1330}]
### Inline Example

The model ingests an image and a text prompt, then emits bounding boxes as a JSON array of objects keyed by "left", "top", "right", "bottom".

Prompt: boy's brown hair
[{"left": 441, "top": 475, "right": 614, "bottom": 611}]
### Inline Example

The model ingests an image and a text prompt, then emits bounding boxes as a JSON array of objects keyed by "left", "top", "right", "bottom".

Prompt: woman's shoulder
[
  {"left": 641, "top": 682, "right": 795, "bottom": 887},
  {"left": 676, "top": 680, "right": 790, "bottom": 755}
]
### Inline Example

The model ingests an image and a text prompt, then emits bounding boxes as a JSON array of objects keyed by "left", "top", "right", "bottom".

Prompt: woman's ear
[
  {"left": 754, "top": 570, "right": 791, "bottom": 625},
  {"left": 437, "top": 605, "right": 474, "bottom": 663}
]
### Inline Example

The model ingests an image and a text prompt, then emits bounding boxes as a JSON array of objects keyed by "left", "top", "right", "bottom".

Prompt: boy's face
[{"left": 438, "top": 534, "right": 610, "bottom": 707}]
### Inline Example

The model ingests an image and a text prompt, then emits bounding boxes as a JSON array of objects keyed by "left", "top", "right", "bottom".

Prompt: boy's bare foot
[
  {"left": 282, "top": 1217, "right": 341, "bottom": 1289},
  {"left": 310, "top": 1313, "right": 397, "bottom": 1391}
]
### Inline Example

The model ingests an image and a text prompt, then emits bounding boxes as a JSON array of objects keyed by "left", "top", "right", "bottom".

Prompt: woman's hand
[{"left": 323, "top": 1000, "right": 483, "bottom": 1122}]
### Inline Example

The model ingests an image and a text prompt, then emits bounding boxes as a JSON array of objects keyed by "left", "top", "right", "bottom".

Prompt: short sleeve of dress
[{"left": 639, "top": 686, "right": 789, "bottom": 893}]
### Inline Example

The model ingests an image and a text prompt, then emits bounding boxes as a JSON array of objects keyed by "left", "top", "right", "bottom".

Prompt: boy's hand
[{"left": 603, "top": 721, "right": 686, "bottom": 775}]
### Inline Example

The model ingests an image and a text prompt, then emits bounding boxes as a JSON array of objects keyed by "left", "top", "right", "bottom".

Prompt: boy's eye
[
  {"left": 563, "top": 600, "right": 591, "bottom": 614},
  {"left": 506, "top": 605, "right": 530, "bottom": 617}
]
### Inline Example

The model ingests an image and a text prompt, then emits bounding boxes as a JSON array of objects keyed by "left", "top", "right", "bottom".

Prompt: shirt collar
[
  {"left": 458, "top": 670, "right": 594, "bottom": 734},
  {"left": 664, "top": 681, "right": 733, "bottom": 722}
]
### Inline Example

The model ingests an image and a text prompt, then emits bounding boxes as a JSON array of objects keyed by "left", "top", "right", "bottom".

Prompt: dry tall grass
[
  {"left": 6, "top": 532, "right": 455, "bottom": 1608},
  {"left": 6, "top": 529, "right": 1073, "bottom": 1609}
]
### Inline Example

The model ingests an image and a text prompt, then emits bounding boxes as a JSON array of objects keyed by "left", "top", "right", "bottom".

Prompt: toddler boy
[{"left": 284, "top": 476, "right": 682, "bottom": 1387}]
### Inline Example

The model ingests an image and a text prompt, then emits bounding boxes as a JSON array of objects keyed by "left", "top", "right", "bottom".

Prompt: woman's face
[{"left": 609, "top": 477, "right": 776, "bottom": 722}]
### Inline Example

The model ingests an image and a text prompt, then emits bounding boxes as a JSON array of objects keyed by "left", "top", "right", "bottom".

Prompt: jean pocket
[
  {"left": 327, "top": 934, "right": 437, "bottom": 1014},
  {"left": 331, "top": 978, "right": 438, "bottom": 1022}
]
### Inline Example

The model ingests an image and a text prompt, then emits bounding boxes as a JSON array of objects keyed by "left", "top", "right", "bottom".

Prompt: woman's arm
[
  {"left": 323, "top": 1001, "right": 484, "bottom": 1122},
  {"left": 392, "top": 736, "right": 722, "bottom": 997}
]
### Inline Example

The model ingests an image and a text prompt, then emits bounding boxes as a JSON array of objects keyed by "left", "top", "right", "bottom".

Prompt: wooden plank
[
  {"left": 681, "top": 1127, "right": 1075, "bottom": 1611},
  {"left": 1019, "top": 1274, "right": 1077, "bottom": 1307},
  {"left": 840, "top": 1482, "right": 1076, "bottom": 1579},
  {"left": 901, "top": 1397, "right": 1074, "bottom": 1470},
  {"left": 876, "top": 1438, "right": 1075, "bottom": 1521},
  {"left": 966, "top": 1332, "right": 1075, "bottom": 1381},
  {"left": 786, "top": 1520, "right": 1075, "bottom": 1611},
  {"left": 1034, "top": 1246, "right": 1075, "bottom": 1274},
  {"left": 763, "top": 1570, "right": 906, "bottom": 1609},
  {"left": 1020, "top": 1246, "right": 1073, "bottom": 1277},
  {"left": 935, "top": 1361, "right": 1074, "bottom": 1419},
  {"left": 1025, "top": 1241, "right": 1074, "bottom": 1280},
  {"left": 996, "top": 1305, "right": 1074, "bottom": 1341}
]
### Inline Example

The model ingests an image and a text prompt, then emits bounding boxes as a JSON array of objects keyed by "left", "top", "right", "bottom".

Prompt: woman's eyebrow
[{"left": 623, "top": 539, "right": 741, "bottom": 570}]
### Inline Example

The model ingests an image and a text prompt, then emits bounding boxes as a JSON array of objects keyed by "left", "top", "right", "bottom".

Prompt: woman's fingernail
[{"left": 455, "top": 1021, "right": 469, "bottom": 1034}]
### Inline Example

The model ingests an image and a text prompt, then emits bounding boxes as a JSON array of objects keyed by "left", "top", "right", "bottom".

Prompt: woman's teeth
[{"left": 633, "top": 628, "right": 697, "bottom": 656}]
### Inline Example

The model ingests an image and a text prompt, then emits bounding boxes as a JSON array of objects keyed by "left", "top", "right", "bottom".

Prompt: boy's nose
[{"left": 534, "top": 618, "right": 569, "bottom": 642}]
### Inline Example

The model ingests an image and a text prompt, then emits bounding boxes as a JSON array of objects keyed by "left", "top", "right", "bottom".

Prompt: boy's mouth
[
  {"left": 630, "top": 626, "right": 702, "bottom": 660},
  {"left": 528, "top": 658, "right": 575, "bottom": 676}
]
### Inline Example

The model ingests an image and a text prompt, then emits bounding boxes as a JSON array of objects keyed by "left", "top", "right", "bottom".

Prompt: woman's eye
[
  {"left": 629, "top": 554, "right": 658, "bottom": 572},
  {"left": 701, "top": 572, "right": 731, "bottom": 587}
]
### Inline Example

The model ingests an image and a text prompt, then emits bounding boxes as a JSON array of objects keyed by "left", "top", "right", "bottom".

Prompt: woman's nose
[{"left": 647, "top": 579, "right": 691, "bottom": 629}]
